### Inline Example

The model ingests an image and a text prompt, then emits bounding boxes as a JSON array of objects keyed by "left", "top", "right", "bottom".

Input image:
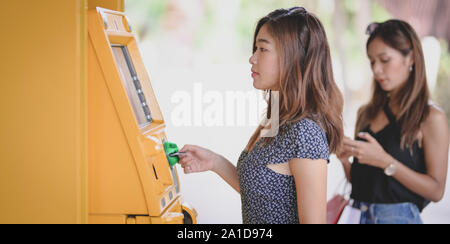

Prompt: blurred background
[{"left": 124, "top": 0, "right": 450, "bottom": 223}]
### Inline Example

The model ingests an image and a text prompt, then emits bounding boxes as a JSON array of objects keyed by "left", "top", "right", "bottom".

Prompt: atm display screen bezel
[{"left": 111, "top": 44, "right": 153, "bottom": 128}]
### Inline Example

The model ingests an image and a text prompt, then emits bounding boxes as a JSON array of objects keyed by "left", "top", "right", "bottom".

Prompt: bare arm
[
  {"left": 387, "top": 108, "right": 449, "bottom": 202},
  {"left": 345, "top": 108, "right": 449, "bottom": 202},
  {"left": 337, "top": 139, "right": 353, "bottom": 182},
  {"left": 289, "top": 158, "right": 328, "bottom": 224},
  {"left": 179, "top": 145, "right": 240, "bottom": 193},
  {"left": 341, "top": 160, "right": 352, "bottom": 182},
  {"left": 211, "top": 154, "right": 240, "bottom": 193}
]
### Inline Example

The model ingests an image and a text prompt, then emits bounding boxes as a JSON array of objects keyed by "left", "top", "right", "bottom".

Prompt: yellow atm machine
[{"left": 88, "top": 7, "right": 196, "bottom": 224}]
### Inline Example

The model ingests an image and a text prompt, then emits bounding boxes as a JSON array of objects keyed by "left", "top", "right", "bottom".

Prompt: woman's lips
[{"left": 251, "top": 70, "right": 259, "bottom": 78}]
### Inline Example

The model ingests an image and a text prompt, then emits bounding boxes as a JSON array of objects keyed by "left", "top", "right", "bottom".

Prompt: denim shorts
[{"left": 352, "top": 201, "right": 423, "bottom": 224}]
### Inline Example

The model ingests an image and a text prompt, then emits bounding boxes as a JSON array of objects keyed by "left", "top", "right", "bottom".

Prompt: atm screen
[{"left": 112, "top": 45, "right": 152, "bottom": 127}]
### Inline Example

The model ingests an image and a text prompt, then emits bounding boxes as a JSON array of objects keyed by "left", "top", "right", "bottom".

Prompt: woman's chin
[
  {"left": 380, "top": 86, "right": 390, "bottom": 92},
  {"left": 253, "top": 79, "right": 279, "bottom": 91},
  {"left": 378, "top": 83, "right": 392, "bottom": 92},
  {"left": 252, "top": 81, "right": 269, "bottom": 90},
  {"left": 253, "top": 80, "right": 262, "bottom": 90}
]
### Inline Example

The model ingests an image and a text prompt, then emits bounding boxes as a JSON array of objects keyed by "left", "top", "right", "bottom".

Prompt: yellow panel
[
  {"left": 136, "top": 216, "right": 152, "bottom": 224},
  {"left": 89, "top": 214, "right": 127, "bottom": 224},
  {"left": 0, "top": 0, "right": 88, "bottom": 223},
  {"left": 87, "top": 7, "right": 193, "bottom": 223},
  {"left": 88, "top": 42, "right": 148, "bottom": 215},
  {"left": 0, "top": 1, "right": 197, "bottom": 224}
]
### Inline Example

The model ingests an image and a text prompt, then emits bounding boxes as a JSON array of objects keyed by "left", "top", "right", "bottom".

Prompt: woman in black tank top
[{"left": 337, "top": 20, "right": 449, "bottom": 224}]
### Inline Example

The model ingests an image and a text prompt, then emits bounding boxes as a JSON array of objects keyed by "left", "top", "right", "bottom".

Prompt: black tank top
[{"left": 350, "top": 104, "right": 430, "bottom": 212}]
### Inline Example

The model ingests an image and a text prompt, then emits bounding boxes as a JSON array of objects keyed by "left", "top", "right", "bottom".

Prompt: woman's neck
[{"left": 387, "top": 93, "right": 401, "bottom": 116}]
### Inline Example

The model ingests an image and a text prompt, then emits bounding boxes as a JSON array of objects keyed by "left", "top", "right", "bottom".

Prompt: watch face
[
  {"left": 385, "top": 164, "right": 396, "bottom": 176},
  {"left": 385, "top": 167, "right": 393, "bottom": 176}
]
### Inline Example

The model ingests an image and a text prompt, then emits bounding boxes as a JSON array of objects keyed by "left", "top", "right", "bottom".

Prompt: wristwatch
[{"left": 384, "top": 160, "right": 399, "bottom": 176}]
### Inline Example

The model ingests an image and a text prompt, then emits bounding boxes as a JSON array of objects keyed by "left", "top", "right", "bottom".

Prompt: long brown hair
[
  {"left": 246, "top": 7, "right": 344, "bottom": 154},
  {"left": 356, "top": 19, "right": 430, "bottom": 150}
]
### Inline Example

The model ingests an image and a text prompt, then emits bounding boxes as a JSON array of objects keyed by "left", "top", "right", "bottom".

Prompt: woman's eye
[
  {"left": 260, "top": 48, "right": 267, "bottom": 52},
  {"left": 381, "top": 59, "right": 390, "bottom": 63}
]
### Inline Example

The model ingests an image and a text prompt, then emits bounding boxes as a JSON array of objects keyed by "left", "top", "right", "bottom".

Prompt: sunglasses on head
[
  {"left": 366, "top": 22, "right": 380, "bottom": 35},
  {"left": 287, "top": 6, "right": 308, "bottom": 15}
]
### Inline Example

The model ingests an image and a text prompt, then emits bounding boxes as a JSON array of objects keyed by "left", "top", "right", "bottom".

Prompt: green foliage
[
  {"left": 371, "top": 0, "right": 392, "bottom": 21},
  {"left": 434, "top": 42, "right": 450, "bottom": 128},
  {"left": 125, "top": 0, "right": 169, "bottom": 39}
]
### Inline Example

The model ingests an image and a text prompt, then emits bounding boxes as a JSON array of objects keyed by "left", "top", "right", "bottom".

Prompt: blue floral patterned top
[{"left": 236, "top": 118, "right": 329, "bottom": 224}]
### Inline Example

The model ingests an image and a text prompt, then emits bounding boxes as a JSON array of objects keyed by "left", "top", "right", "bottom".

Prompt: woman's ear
[{"left": 406, "top": 52, "right": 415, "bottom": 68}]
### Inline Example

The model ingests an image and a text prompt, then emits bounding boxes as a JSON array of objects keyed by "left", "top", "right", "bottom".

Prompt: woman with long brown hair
[
  {"left": 178, "top": 7, "right": 344, "bottom": 224},
  {"left": 338, "top": 20, "right": 449, "bottom": 224}
]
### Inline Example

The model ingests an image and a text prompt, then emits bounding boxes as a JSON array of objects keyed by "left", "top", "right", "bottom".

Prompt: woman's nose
[
  {"left": 372, "top": 62, "right": 383, "bottom": 76},
  {"left": 249, "top": 54, "right": 257, "bottom": 65}
]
